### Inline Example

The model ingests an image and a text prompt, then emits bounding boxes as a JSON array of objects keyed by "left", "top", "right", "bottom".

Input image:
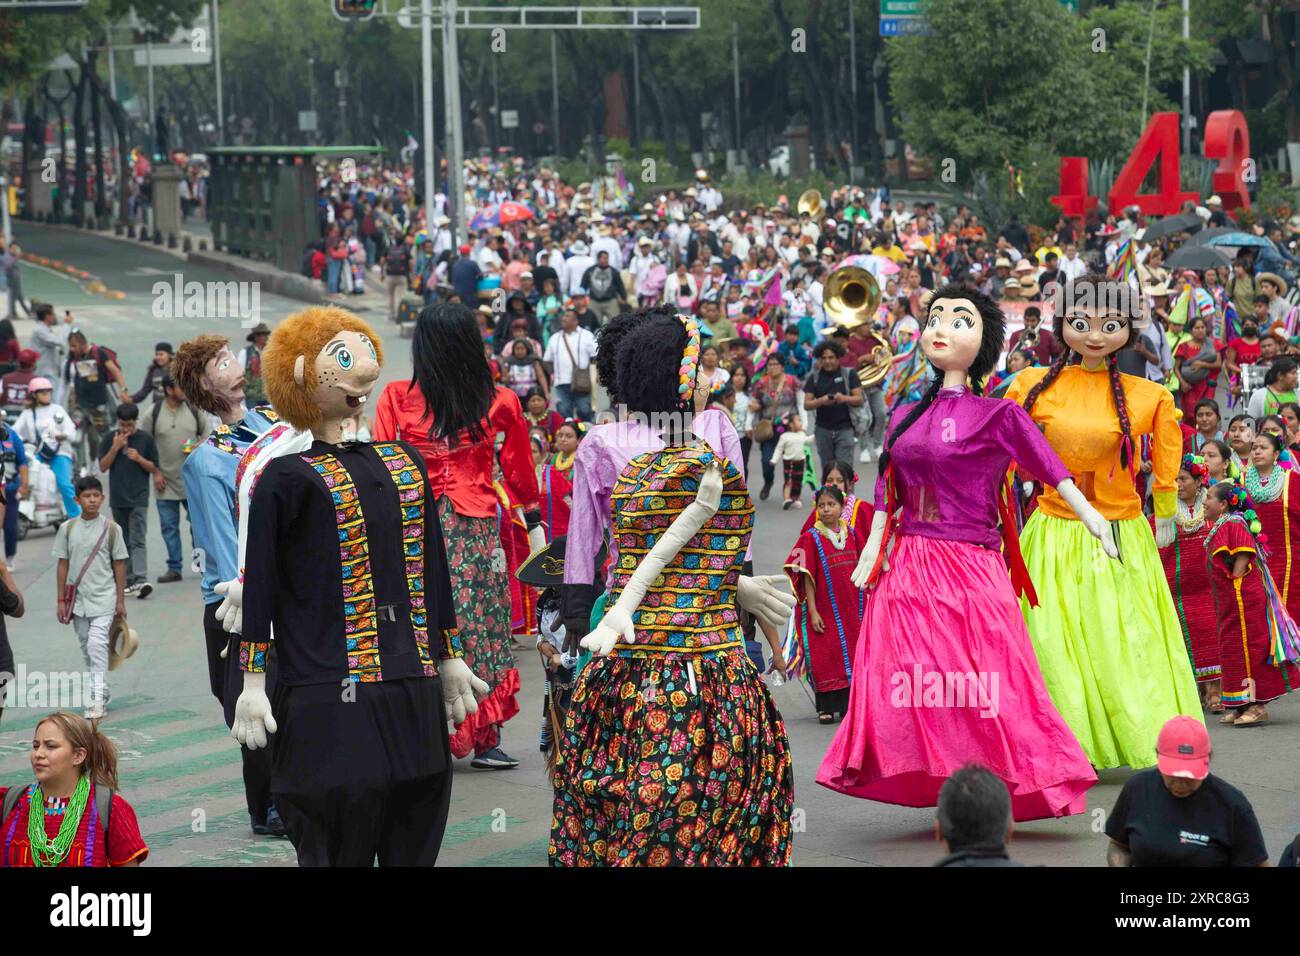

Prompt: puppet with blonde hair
[{"left": 229, "top": 306, "right": 486, "bottom": 866}]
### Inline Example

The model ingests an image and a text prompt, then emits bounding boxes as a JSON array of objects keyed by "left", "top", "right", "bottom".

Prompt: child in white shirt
[{"left": 770, "top": 414, "right": 816, "bottom": 510}]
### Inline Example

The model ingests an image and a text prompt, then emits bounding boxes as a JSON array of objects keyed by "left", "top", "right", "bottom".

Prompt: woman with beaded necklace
[
  {"left": 1200, "top": 439, "right": 1236, "bottom": 486},
  {"left": 1004, "top": 274, "right": 1202, "bottom": 770},
  {"left": 1202, "top": 482, "right": 1300, "bottom": 727},
  {"left": 1157, "top": 455, "right": 1222, "bottom": 711},
  {"left": 1242, "top": 432, "right": 1300, "bottom": 626},
  {"left": 1, "top": 712, "right": 147, "bottom": 867}
]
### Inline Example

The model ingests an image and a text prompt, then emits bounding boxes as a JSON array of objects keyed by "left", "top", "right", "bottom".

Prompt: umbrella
[
  {"left": 833, "top": 253, "right": 901, "bottom": 280},
  {"left": 1186, "top": 226, "right": 1240, "bottom": 246},
  {"left": 1204, "top": 231, "right": 1275, "bottom": 251},
  {"left": 1139, "top": 212, "right": 1202, "bottom": 241},
  {"left": 468, "top": 201, "right": 534, "bottom": 231},
  {"left": 1164, "top": 244, "right": 1232, "bottom": 272}
]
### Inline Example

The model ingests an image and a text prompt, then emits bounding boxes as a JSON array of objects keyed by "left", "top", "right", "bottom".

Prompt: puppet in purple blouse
[{"left": 818, "top": 285, "right": 1117, "bottom": 821}]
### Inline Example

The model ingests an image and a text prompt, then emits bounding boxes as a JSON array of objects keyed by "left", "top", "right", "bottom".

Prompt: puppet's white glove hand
[
  {"left": 527, "top": 523, "right": 547, "bottom": 555},
  {"left": 1155, "top": 516, "right": 1176, "bottom": 548},
  {"left": 851, "top": 513, "right": 889, "bottom": 589},
  {"left": 1079, "top": 502, "right": 1120, "bottom": 559},
  {"left": 214, "top": 579, "right": 244, "bottom": 635},
  {"left": 439, "top": 657, "right": 489, "bottom": 727},
  {"left": 738, "top": 574, "right": 797, "bottom": 631},
  {"left": 231, "top": 672, "right": 276, "bottom": 750},
  {"left": 580, "top": 604, "right": 635, "bottom": 658},
  {"left": 1057, "top": 478, "right": 1119, "bottom": 559},
  {"left": 697, "top": 459, "right": 724, "bottom": 513}
]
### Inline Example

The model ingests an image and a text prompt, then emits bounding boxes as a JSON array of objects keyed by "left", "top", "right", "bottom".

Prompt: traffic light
[{"left": 331, "top": 0, "right": 377, "bottom": 21}]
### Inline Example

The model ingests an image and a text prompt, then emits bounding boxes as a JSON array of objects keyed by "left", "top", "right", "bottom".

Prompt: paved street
[{"left": 1, "top": 225, "right": 1297, "bottom": 867}]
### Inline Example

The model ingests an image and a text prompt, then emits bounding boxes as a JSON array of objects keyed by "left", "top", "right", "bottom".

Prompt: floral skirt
[
  {"left": 549, "top": 650, "right": 794, "bottom": 867},
  {"left": 438, "top": 497, "right": 520, "bottom": 758}
]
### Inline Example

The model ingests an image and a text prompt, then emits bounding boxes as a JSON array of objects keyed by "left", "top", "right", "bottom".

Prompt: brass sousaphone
[
  {"left": 797, "top": 188, "right": 825, "bottom": 222},
  {"left": 825, "top": 265, "right": 892, "bottom": 387}
]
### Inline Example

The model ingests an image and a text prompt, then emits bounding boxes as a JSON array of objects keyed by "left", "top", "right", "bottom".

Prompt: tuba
[
  {"left": 797, "top": 188, "right": 825, "bottom": 222},
  {"left": 825, "top": 265, "right": 892, "bottom": 387}
]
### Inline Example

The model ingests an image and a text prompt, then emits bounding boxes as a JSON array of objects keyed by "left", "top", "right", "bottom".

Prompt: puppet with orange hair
[{"left": 227, "top": 306, "right": 487, "bottom": 867}]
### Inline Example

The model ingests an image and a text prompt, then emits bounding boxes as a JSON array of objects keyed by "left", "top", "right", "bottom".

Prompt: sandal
[
  {"left": 1207, "top": 695, "right": 1223, "bottom": 714},
  {"left": 817, "top": 712, "right": 835, "bottom": 725},
  {"left": 1233, "top": 706, "right": 1269, "bottom": 727},
  {"left": 1219, "top": 710, "right": 1239, "bottom": 724}
]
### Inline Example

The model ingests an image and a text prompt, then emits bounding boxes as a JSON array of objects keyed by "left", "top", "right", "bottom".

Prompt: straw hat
[
  {"left": 1000, "top": 276, "right": 1022, "bottom": 294},
  {"left": 108, "top": 615, "right": 139, "bottom": 671},
  {"left": 1258, "top": 272, "right": 1289, "bottom": 297},
  {"left": 1012, "top": 258, "right": 1035, "bottom": 275},
  {"left": 1146, "top": 281, "right": 1172, "bottom": 297},
  {"left": 1018, "top": 277, "right": 1040, "bottom": 298}
]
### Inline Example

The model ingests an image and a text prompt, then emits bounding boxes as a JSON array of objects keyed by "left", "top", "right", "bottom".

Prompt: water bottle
[{"left": 769, "top": 671, "right": 785, "bottom": 688}]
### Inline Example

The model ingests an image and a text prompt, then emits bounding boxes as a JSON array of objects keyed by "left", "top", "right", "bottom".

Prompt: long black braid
[
  {"left": 1022, "top": 273, "right": 1137, "bottom": 470},
  {"left": 877, "top": 283, "right": 1006, "bottom": 475}
]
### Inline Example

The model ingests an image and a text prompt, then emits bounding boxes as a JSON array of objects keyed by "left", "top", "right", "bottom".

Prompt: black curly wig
[
  {"left": 615, "top": 311, "right": 691, "bottom": 418},
  {"left": 877, "top": 283, "right": 1006, "bottom": 475},
  {"left": 594, "top": 305, "right": 678, "bottom": 406}
]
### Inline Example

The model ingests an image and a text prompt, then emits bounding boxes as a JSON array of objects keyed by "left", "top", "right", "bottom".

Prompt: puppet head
[
  {"left": 263, "top": 307, "right": 384, "bottom": 434},
  {"left": 1051, "top": 274, "right": 1140, "bottom": 362},
  {"left": 920, "top": 284, "right": 1005, "bottom": 380},
  {"left": 173, "top": 334, "right": 244, "bottom": 416},
  {"left": 616, "top": 312, "right": 712, "bottom": 422}
]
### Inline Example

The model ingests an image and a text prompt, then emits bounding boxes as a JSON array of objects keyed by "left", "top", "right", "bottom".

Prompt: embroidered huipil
[
  {"left": 607, "top": 444, "right": 753, "bottom": 657},
  {"left": 877, "top": 387, "right": 1070, "bottom": 551},
  {"left": 563, "top": 408, "right": 746, "bottom": 591},
  {"left": 182, "top": 405, "right": 280, "bottom": 605},
  {"left": 238, "top": 439, "right": 458, "bottom": 685},
  {"left": 1002, "top": 365, "right": 1182, "bottom": 521},
  {"left": 372, "top": 382, "right": 538, "bottom": 519}
]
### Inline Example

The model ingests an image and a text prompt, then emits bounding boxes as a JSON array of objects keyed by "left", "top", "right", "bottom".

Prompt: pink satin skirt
[{"left": 816, "top": 534, "right": 1096, "bottom": 821}]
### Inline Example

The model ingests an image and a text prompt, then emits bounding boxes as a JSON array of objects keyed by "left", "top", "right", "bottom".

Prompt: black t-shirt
[
  {"left": 71, "top": 347, "right": 113, "bottom": 408},
  {"left": 805, "top": 367, "right": 861, "bottom": 431},
  {"left": 1105, "top": 769, "right": 1268, "bottom": 868},
  {"left": 97, "top": 429, "right": 160, "bottom": 509}
]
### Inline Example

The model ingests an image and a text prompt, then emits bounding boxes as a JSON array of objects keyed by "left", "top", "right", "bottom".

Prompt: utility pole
[
  {"left": 849, "top": 0, "right": 860, "bottom": 178},
  {"left": 214, "top": 0, "right": 224, "bottom": 145},
  {"left": 146, "top": 36, "right": 156, "bottom": 154},
  {"left": 1181, "top": 0, "right": 1190, "bottom": 154},
  {"left": 443, "top": 0, "right": 464, "bottom": 246},
  {"left": 631, "top": 35, "right": 640, "bottom": 149},
  {"left": 731, "top": 20, "right": 740, "bottom": 161},
  {"left": 551, "top": 31, "right": 561, "bottom": 157},
  {"left": 492, "top": 52, "right": 500, "bottom": 151},
  {"left": 421, "top": 0, "right": 436, "bottom": 233}
]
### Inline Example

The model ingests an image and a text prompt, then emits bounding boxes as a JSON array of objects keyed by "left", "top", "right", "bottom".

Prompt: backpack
[
  {"left": 1, "top": 782, "right": 113, "bottom": 846},
  {"left": 386, "top": 246, "right": 409, "bottom": 276},
  {"left": 151, "top": 397, "right": 204, "bottom": 437}
]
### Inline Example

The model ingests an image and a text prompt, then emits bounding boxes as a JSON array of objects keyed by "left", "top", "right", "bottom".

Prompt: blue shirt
[
  {"left": 182, "top": 405, "right": 278, "bottom": 605},
  {"left": 0, "top": 428, "right": 27, "bottom": 490}
]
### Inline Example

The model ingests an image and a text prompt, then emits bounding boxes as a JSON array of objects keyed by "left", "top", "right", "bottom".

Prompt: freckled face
[{"left": 312, "top": 330, "right": 381, "bottom": 425}]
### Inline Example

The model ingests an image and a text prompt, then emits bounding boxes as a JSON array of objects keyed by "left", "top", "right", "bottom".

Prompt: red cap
[
  {"left": 1155, "top": 715, "right": 1210, "bottom": 779},
  {"left": 18, "top": 349, "right": 38, "bottom": 369},
  {"left": 458, "top": 244, "right": 472, "bottom": 255}
]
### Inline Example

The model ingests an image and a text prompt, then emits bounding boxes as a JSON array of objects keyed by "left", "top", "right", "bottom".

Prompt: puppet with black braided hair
[
  {"left": 818, "top": 284, "right": 1111, "bottom": 821},
  {"left": 1003, "top": 274, "right": 1202, "bottom": 770}
]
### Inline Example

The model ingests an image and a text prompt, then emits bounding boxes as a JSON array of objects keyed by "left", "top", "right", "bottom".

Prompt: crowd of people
[{"left": 2, "top": 150, "right": 1300, "bottom": 868}]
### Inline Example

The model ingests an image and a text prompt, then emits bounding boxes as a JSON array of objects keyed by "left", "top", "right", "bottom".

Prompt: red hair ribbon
[{"left": 997, "top": 474, "right": 1039, "bottom": 608}]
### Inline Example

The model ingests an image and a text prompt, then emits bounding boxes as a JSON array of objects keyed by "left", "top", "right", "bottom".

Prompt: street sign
[
  {"left": 880, "top": 0, "right": 921, "bottom": 13},
  {"left": 880, "top": 16, "right": 929, "bottom": 36},
  {"left": 1059, "top": 0, "right": 1078, "bottom": 11},
  {"left": 500, "top": 110, "right": 519, "bottom": 129},
  {"left": 298, "top": 111, "right": 318, "bottom": 132}
]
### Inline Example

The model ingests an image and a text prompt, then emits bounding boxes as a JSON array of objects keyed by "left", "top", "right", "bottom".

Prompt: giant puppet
[
  {"left": 228, "top": 306, "right": 487, "bottom": 866},
  {"left": 818, "top": 285, "right": 1108, "bottom": 821},
  {"left": 550, "top": 312, "right": 796, "bottom": 866},
  {"left": 1004, "top": 274, "right": 1203, "bottom": 769},
  {"left": 174, "top": 334, "right": 284, "bottom": 836}
]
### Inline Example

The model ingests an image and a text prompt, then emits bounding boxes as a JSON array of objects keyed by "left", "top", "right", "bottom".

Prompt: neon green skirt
[{"left": 1020, "top": 512, "right": 1203, "bottom": 770}]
